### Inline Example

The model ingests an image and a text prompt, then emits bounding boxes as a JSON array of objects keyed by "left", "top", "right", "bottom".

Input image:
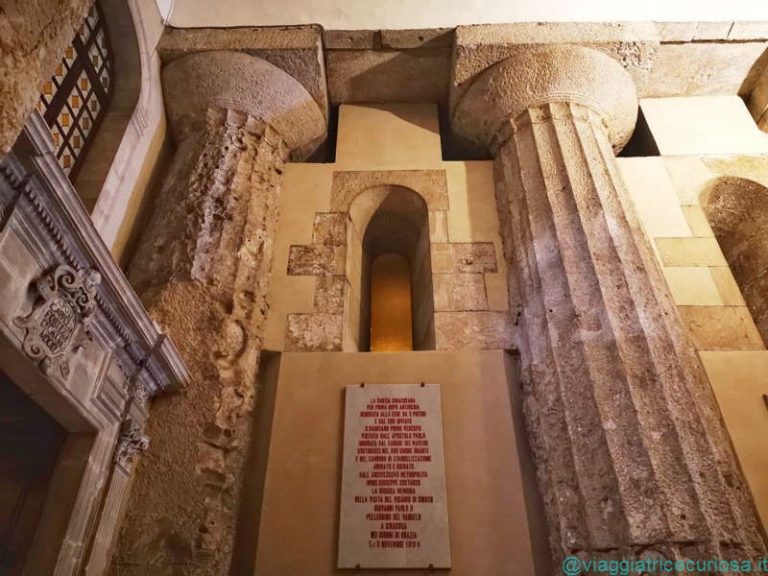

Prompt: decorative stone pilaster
[
  {"left": 114, "top": 51, "right": 326, "bottom": 574},
  {"left": 453, "top": 46, "right": 766, "bottom": 566}
]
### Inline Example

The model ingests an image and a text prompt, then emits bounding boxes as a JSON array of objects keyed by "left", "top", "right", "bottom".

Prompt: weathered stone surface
[
  {"left": 0, "top": 0, "right": 91, "bottom": 154},
  {"left": 162, "top": 51, "right": 326, "bottom": 159},
  {"left": 286, "top": 313, "right": 343, "bottom": 351},
  {"left": 452, "top": 45, "right": 639, "bottom": 152},
  {"left": 430, "top": 242, "right": 497, "bottom": 274},
  {"left": 116, "top": 105, "right": 287, "bottom": 574},
  {"left": 326, "top": 49, "right": 451, "bottom": 105},
  {"left": 451, "top": 23, "right": 657, "bottom": 113},
  {"left": 433, "top": 273, "right": 487, "bottom": 311},
  {"left": 312, "top": 212, "right": 347, "bottom": 246},
  {"left": 331, "top": 170, "right": 449, "bottom": 212},
  {"left": 287, "top": 245, "right": 345, "bottom": 276},
  {"left": 434, "top": 311, "right": 516, "bottom": 350},
  {"left": 648, "top": 42, "right": 768, "bottom": 98},
  {"left": 314, "top": 275, "right": 346, "bottom": 313},
  {"left": 428, "top": 211, "right": 449, "bottom": 242},
  {"left": 158, "top": 26, "right": 329, "bottom": 118},
  {"left": 491, "top": 96, "right": 766, "bottom": 564},
  {"left": 324, "top": 29, "right": 377, "bottom": 50},
  {"left": 380, "top": 28, "right": 453, "bottom": 49}
]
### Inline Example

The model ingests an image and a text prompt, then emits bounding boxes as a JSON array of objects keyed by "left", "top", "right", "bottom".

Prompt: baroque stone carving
[
  {"left": 115, "top": 418, "right": 150, "bottom": 470},
  {"left": 14, "top": 264, "right": 101, "bottom": 379}
]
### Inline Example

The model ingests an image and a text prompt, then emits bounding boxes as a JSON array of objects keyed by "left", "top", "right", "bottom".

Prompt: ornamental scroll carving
[
  {"left": 14, "top": 265, "right": 101, "bottom": 379},
  {"left": 115, "top": 418, "right": 150, "bottom": 470}
]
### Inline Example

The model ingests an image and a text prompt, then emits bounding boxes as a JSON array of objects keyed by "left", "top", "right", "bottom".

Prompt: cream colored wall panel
[
  {"left": 618, "top": 157, "right": 692, "bottom": 238},
  {"left": 444, "top": 161, "right": 497, "bottom": 243},
  {"left": 700, "top": 350, "right": 768, "bottom": 533},
  {"left": 680, "top": 205, "right": 714, "bottom": 237},
  {"left": 656, "top": 237, "right": 727, "bottom": 267},
  {"left": 663, "top": 156, "right": 714, "bottom": 206},
  {"left": 642, "top": 96, "right": 768, "bottom": 156},
  {"left": 662, "top": 267, "right": 723, "bottom": 306},
  {"left": 710, "top": 267, "right": 747, "bottom": 306}
]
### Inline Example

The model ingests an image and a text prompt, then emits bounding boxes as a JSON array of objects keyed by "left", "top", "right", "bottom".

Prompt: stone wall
[
  {"left": 0, "top": 0, "right": 93, "bottom": 154},
  {"left": 113, "top": 109, "right": 287, "bottom": 573}
]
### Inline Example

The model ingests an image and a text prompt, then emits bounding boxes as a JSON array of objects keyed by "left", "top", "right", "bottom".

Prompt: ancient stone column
[
  {"left": 453, "top": 46, "right": 766, "bottom": 567},
  {"left": 113, "top": 51, "right": 325, "bottom": 574}
]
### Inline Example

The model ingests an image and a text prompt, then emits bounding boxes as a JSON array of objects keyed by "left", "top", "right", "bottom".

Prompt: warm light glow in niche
[{"left": 370, "top": 253, "right": 413, "bottom": 351}]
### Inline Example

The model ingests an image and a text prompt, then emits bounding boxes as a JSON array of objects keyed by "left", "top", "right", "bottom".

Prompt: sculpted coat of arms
[{"left": 14, "top": 264, "right": 101, "bottom": 379}]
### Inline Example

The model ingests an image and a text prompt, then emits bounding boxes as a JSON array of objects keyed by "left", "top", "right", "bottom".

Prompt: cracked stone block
[
  {"left": 433, "top": 273, "right": 488, "bottom": 311},
  {"left": 314, "top": 275, "right": 346, "bottom": 313},
  {"left": 286, "top": 313, "right": 343, "bottom": 351},
  {"left": 287, "top": 245, "right": 345, "bottom": 275},
  {"left": 312, "top": 212, "right": 348, "bottom": 246}
]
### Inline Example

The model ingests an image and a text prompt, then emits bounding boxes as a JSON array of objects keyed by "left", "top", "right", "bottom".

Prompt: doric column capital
[
  {"left": 451, "top": 45, "right": 638, "bottom": 153},
  {"left": 162, "top": 50, "right": 326, "bottom": 159}
]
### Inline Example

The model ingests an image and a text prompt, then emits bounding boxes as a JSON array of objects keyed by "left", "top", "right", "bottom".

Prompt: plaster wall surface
[
  {"left": 252, "top": 350, "right": 548, "bottom": 576},
  {"left": 162, "top": 0, "right": 768, "bottom": 29},
  {"left": 618, "top": 94, "right": 768, "bottom": 531}
]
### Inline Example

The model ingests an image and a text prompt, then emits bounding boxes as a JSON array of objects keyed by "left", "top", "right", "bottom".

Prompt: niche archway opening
[{"left": 345, "top": 185, "right": 435, "bottom": 352}]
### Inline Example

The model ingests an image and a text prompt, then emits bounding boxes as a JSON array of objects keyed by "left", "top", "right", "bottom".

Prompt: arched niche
[
  {"left": 345, "top": 185, "right": 435, "bottom": 352},
  {"left": 702, "top": 176, "right": 768, "bottom": 345}
]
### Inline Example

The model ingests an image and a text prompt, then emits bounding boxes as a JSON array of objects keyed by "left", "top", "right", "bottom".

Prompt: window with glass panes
[{"left": 35, "top": 2, "right": 113, "bottom": 180}]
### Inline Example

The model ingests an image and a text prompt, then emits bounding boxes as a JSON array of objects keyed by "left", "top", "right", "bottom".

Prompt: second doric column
[
  {"left": 453, "top": 46, "right": 766, "bottom": 566},
  {"left": 114, "top": 51, "right": 326, "bottom": 574}
]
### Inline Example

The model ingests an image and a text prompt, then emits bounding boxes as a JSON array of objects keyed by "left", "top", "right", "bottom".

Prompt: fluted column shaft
[
  {"left": 495, "top": 102, "right": 765, "bottom": 564},
  {"left": 114, "top": 107, "right": 287, "bottom": 574}
]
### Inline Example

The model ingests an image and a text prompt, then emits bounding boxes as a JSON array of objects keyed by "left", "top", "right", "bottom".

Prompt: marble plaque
[{"left": 338, "top": 383, "right": 451, "bottom": 569}]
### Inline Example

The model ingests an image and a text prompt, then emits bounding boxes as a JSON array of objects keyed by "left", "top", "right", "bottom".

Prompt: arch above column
[
  {"left": 451, "top": 45, "right": 639, "bottom": 153},
  {"left": 162, "top": 50, "right": 327, "bottom": 159}
]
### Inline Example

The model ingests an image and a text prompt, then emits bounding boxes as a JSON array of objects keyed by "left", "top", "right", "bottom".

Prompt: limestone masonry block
[
  {"left": 314, "top": 275, "right": 346, "bottom": 313},
  {"left": 434, "top": 311, "right": 516, "bottom": 350},
  {"left": 331, "top": 169, "right": 449, "bottom": 211},
  {"left": 681, "top": 205, "right": 714, "bottom": 237},
  {"left": 451, "top": 243, "right": 498, "bottom": 273},
  {"left": 428, "top": 211, "right": 449, "bottom": 243},
  {"left": 312, "top": 213, "right": 348, "bottom": 246},
  {"left": 429, "top": 242, "right": 497, "bottom": 274},
  {"left": 662, "top": 267, "right": 724, "bottom": 306},
  {"left": 656, "top": 237, "right": 728, "bottom": 267},
  {"left": 679, "top": 306, "right": 765, "bottom": 350},
  {"left": 710, "top": 267, "right": 747, "bottom": 306},
  {"left": 433, "top": 273, "right": 488, "bottom": 312},
  {"left": 286, "top": 313, "right": 343, "bottom": 351},
  {"left": 287, "top": 245, "right": 345, "bottom": 276},
  {"left": 324, "top": 30, "right": 377, "bottom": 50}
]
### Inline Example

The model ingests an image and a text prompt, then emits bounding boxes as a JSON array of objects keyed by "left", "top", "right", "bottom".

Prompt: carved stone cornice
[
  {"left": 0, "top": 112, "right": 189, "bottom": 400},
  {"left": 162, "top": 50, "right": 327, "bottom": 160},
  {"left": 451, "top": 45, "right": 638, "bottom": 154}
]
